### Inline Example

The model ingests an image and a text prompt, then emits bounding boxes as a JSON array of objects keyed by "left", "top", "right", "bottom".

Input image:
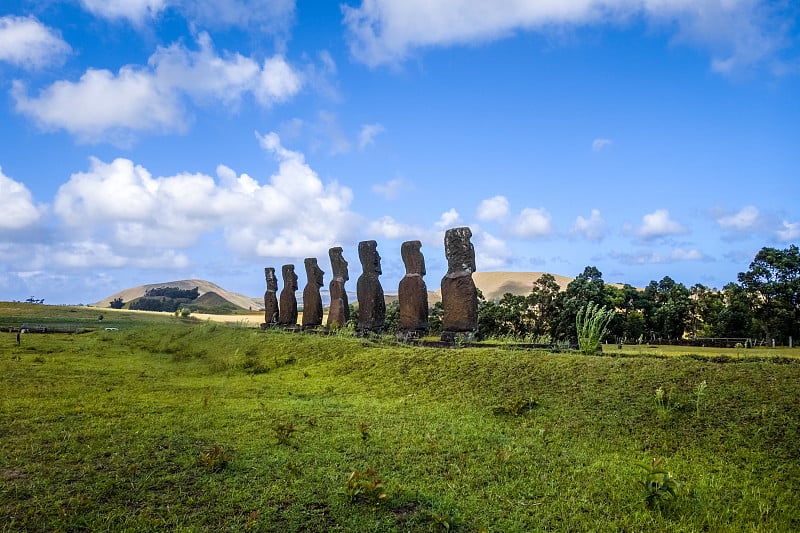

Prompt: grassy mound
[{"left": 1, "top": 315, "right": 798, "bottom": 531}]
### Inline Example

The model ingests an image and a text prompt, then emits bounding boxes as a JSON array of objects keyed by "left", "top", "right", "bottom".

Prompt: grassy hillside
[{"left": 1, "top": 308, "right": 798, "bottom": 531}]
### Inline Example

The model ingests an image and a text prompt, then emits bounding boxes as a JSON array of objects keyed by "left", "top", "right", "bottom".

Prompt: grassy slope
[{"left": 1, "top": 305, "right": 798, "bottom": 532}]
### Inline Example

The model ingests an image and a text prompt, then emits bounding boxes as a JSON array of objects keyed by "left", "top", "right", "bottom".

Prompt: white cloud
[
  {"left": 0, "top": 16, "right": 71, "bottom": 69},
  {"left": 592, "top": 138, "right": 612, "bottom": 151},
  {"left": 509, "top": 207, "right": 553, "bottom": 238},
  {"left": 475, "top": 230, "right": 511, "bottom": 270},
  {"left": 571, "top": 209, "right": 607, "bottom": 241},
  {"left": 256, "top": 54, "right": 303, "bottom": 106},
  {"left": 342, "top": 0, "right": 791, "bottom": 74},
  {"left": 359, "top": 123, "right": 385, "bottom": 149},
  {"left": 435, "top": 208, "right": 461, "bottom": 229},
  {"left": 670, "top": 248, "right": 705, "bottom": 261},
  {"left": 777, "top": 221, "right": 800, "bottom": 241},
  {"left": 12, "top": 33, "right": 302, "bottom": 143},
  {"left": 613, "top": 247, "right": 705, "bottom": 264},
  {"left": 717, "top": 205, "right": 760, "bottom": 231},
  {"left": 178, "top": 0, "right": 296, "bottom": 33},
  {"left": 48, "top": 133, "right": 358, "bottom": 265},
  {"left": 367, "top": 215, "right": 422, "bottom": 240},
  {"left": 372, "top": 177, "right": 408, "bottom": 199},
  {"left": 636, "top": 209, "right": 687, "bottom": 240},
  {"left": 476, "top": 195, "right": 509, "bottom": 221},
  {"left": 80, "top": 0, "right": 166, "bottom": 24},
  {"left": 0, "top": 166, "right": 45, "bottom": 230}
]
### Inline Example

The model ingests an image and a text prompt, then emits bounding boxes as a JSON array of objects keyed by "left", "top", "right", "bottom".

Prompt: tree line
[{"left": 387, "top": 244, "right": 799, "bottom": 345}]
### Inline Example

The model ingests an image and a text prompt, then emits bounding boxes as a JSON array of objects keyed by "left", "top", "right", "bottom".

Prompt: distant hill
[
  {"left": 93, "top": 279, "right": 264, "bottom": 311},
  {"left": 427, "top": 271, "right": 576, "bottom": 303}
]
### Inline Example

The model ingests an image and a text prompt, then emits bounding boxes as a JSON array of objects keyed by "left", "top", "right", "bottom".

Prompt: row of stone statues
[{"left": 262, "top": 226, "right": 478, "bottom": 341}]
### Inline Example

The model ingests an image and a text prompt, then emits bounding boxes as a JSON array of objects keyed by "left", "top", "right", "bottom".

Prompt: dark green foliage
[
  {"left": 109, "top": 297, "right": 124, "bottom": 309},
  {"left": 145, "top": 286, "right": 200, "bottom": 299},
  {"left": 738, "top": 245, "right": 800, "bottom": 343},
  {"left": 199, "top": 445, "right": 231, "bottom": 472},
  {"left": 344, "top": 469, "right": 388, "bottom": 506},
  {"left": 637, "top": 457, "right": 679, "bottom": 509}
]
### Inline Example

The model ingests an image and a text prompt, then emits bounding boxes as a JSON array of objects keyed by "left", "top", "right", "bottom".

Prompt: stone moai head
[
  {"left": 265, "top": 267, "right": 278, "bottom": 292},
  {"left": 304, "top": 258, "right": 324, "bottom": 288},
  {"left": 282, "top": 264, "right": 298, "bottom": 291},
  {"left": 358, "top": 240, "right": 382, "bottom": 276},
  {"left": 444, "top": 227, "right": 476, "bottom": 274},
  {"left": 401, "top": 240, "right": 426, "bottom": 276},
  {"left": 329, "top": 247, "right": 349, "bottom": 282}
]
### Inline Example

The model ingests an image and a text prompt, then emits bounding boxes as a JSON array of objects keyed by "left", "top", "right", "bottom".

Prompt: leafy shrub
[{"left": 344, "top": 469, "right": 387, "bottom": 506}]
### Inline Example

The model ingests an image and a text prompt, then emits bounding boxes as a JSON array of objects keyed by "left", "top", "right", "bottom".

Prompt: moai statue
[
  {"left": 278, "top": 264, "right": 299, "bottom": 328},
  {"left": 302, "top": 258, "right": 324, "bottom": 329},
  {"left": 398, "top": 240, "right": 429, "bottom": 340},
  {"left": 440, "top": 227, "right": 478, "bottom": 342},
  {"left": 356, "top": 240, "right": 385, "bottom": 336},
  {"left": 263, "top": 267, "right": 279, "bottom": 327},
  {"left": 326, "top": 247, "right": 350, "bottom": 329}
]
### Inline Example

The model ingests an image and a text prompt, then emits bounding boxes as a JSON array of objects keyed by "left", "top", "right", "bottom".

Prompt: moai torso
[
  {"left": 398, "top": 240, "right": 429, "bottom": 336},
  {"left": 356, "top": 240, "right": 385, "bottom": 335},
  {"left": 302, "top": 258, "right": 324, "bottom": 328},
  {"left": 278, "top": 264, "right": 298, "bottom": 327},
  {"left": 264, "top": 267, "right": 279, "bottom": 326},
  {"left": 441, "top": 227, "right": 478, "bottom": 336},
  {"left": 326, "top": 247, "right": 350, "bottom": 329}
]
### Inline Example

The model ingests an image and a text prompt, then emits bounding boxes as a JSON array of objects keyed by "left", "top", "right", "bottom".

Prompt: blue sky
[{"left": 1, "top": 0, "right": 798, "bottom": 305}]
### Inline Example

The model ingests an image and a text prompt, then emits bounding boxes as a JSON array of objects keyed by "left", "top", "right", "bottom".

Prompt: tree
[
  {"left": 644, "top": 277, "right": 691, "bottom": 340},
  {"left": 109, "top": 297, "right": 125, "bottom": 309},
  {"left": 688, "top": 284, "right": 724, "bottom": 337},
  {"left": 527, "top": 273, "right": 561, "bottom": 340},
  {"left": 555, "top": 266, "right": 608, "bottom": 342},
  {"left": 737, "top": 245, "right": 800, "bottom": 343}
]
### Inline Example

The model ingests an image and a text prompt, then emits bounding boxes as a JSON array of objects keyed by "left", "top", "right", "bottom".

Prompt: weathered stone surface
[
  {"left": 302, "top": 258, "right": 324, "bottom": 328},
  {"left": 356, "top": 240, "right": 385, "bottom": 335},
  {"left": 263, "top": 267, "right": 279, "bottom": 326},
  {"left": 326, "top": 247, "right": 350, "bottom": 329},
  {"left": 398, "top": 240, "right": 428, "bottom": 337},
  {"left": 278, "top": 264, "right": 298, "bottom": 327},
  {"left": 441, "top": 227, "right": 478, "bottom": 337}
]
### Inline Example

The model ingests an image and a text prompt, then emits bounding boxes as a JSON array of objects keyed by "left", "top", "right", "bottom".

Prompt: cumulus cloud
[
  {"left": 0, "top": 166, "right": 45, "bottom": 230},
  {"left": 48, "top": 133, "right": 358, "bottom": 267},
  {"left": 508, "top": 207, "right": 553, "bottom": 238},
  {"left": 636, "top": 209, "right": 687, "bottom": 240},
  {"left": 777, "top": 221, "right": 800, "bottom": 241},
  {"left": 475, "top": 230, "right": 511, "bottom": 270},
  {"left": 0, "top": 16, "right": 71, "bottom": 69},
  {"left": 592, "top": 138, "right": 612, "bottom": 151},
  {"left": 359, "top": 123, "right": 385, "bottom": 148},
  {"left": 367, "top": 215, "right": 423, "bottom": 240},
  {"left": 717, "top": 205, "right": 761, "bottom": 231},
  {"left": 80, "top": 0, "right": 166, "bottom": 24},
  {"left": 571, "top": 209, "right": 607, "bottom": 241},
  {"left": 342, "top": 0, "right": 792, "bottom": 74},
  {"left": 372, "top": 177, "right": 408, "bottom": 199},
  {"left": 12, "top": 33, "right": 302, "bottom": 143},
  {"left": 435, "top": 208, "right": 461, "bottom": 229},
  {"left": 476, "top": 195, "right": 509, "bottom": 221}
]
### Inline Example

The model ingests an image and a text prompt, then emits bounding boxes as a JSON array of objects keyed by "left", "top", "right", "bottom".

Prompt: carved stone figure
[
  {"left": 441, "top": 227, "right": 478, "bottom": 341},
  {"left": 398, "top": 240, "right": 428, "bottom": 338},
  {"left": 302, "top": 258, "right": 324, "bottom": 328},
  {"left": 263, "top": 267, "right": 279, "bottom": 327},
  {"left": 326, "top": 247, "right": 350, "bottom": 329},
  {"left": 356, "top": 240, "right": 385, "bottom": 335},
  {"left": 278, "top": 264, "right": 298, "bottom": 327}
]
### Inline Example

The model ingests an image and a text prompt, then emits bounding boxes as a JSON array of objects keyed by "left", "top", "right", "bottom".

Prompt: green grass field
[{"left": 1, "top": 303, "right": 798, "bottom": 531}]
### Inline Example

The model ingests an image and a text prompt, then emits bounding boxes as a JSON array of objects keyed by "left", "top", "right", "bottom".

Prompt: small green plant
[
  {"left": 358, "top": 422, "right": 370, "bottom": 441},
  {"left": 695, "top": 380, "right": 707, "bottom": 417},
  {"left": 344, "top": 469, "right": 387, "bottom": 506},
  {"left": 492, "top": 396, "right": 538, "bottom": 416},
  {"left": 654, "top": 386, "right": 672, "bottom": 419},
  {"left": 637, "top": 457, "right": 680, "bottom": 509},
  {"left": 272, "top": 420, "right": 296, "bottom": 445},
  {"left": 576, "top": 302, "right": 615, "bottom": 355},
  {"left": 199, "top": 445, "right": 231, "bottom": 472}
]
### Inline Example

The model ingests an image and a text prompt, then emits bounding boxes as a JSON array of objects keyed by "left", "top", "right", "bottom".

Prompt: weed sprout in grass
[
  {"left": 199, "top": 445, "right": 231, "bottom": 472},
  {"left": 344, "top": 469, "right": 388, "bottom": 506},
  {"left": 637, "top": 457, "right": 680, "bottom": 509},
  {"left": 695, "top": 380, "right": 708, "bottom": 417}
]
